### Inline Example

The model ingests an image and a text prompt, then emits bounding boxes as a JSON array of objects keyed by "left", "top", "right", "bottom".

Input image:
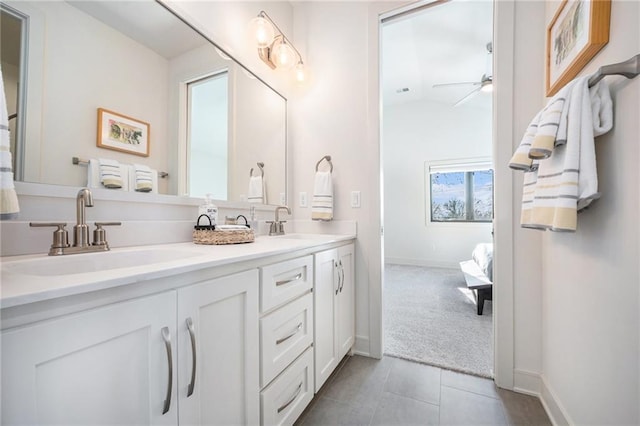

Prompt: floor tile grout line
[
  {"left": 440, "top": 383, "right": 501, "bottom": 401},
  {"left": 383, "top": 389, "right": 441, "bottom": 408}
]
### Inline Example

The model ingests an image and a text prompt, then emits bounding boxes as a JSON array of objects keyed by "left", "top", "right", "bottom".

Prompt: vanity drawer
[
  {"left": 261, "top": 347, "right": 314, "bottom": 426},
  {"left": 260, "top": 293, "right": 313, "bottom": 387},
  {"left": 260, "top": 256, "right": 313, "bottom": 313}
]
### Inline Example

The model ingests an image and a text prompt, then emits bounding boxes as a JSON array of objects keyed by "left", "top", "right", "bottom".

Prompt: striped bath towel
[
  {"left": 311, "top": 171, "right": 333, "bottom": 221},
  {"left": 0, "top": 64, "right": 19, "bottom": 219},
  {"left": 99, "top": 158, "right": 123, "bottom": 188},
  {"left": 133, "top": 164, "right": 153, "bottom": 192},
  {"left": 508, "top": 80, "right": 575, "bottom": 170},
  {"left": 514, "top": 75, "right": 612, "bottom": 231}
]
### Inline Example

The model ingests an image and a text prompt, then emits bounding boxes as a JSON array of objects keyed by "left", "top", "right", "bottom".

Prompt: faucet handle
[
  {"left": 30, "top": 222, "right": 70, "bottom": 250},
  {"left": 92, "top": 222, "right": 121, "bottom": 247}
]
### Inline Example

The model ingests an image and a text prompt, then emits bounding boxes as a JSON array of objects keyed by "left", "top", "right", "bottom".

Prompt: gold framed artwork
[
  {"left": 546, "top": 0, "right": 611, "bottom": 97},
  {"left": 97, "top": 108, "right": 150, "bottom": 157}
]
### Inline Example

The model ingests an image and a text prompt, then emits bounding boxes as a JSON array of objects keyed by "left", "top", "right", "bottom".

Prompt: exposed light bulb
[
  {"left": 272, "top": 40, "right": 296, "bottom": 70},
  {"left": 249, "top": 16, "right": 274, "bottom": 48},
  {"left": 295, "top": 62, "right": 305, "bottom": 82}
]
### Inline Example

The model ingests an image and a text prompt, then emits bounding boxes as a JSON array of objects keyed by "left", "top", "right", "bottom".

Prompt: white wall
[
  {"left": 383, "top": 99, "right": 492, "bottom": 268},
  {"left": 539, "top": 1, "right": 640, "bottom": 424}
]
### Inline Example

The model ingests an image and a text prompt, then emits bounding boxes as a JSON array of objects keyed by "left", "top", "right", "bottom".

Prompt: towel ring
[
  {"left": 249, "top": 162, "right": 265, "bottom": 177},
  {"left": 315, "top": 155, "right": 333, "bottom": 172}
]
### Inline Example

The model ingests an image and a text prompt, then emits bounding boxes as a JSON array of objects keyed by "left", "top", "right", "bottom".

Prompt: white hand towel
[
  {"left": 248, "top": 175, "right": 266, "bottom": 204},
  {"left": 312, "top": 171, "right": 333, "bottom": 221},
  {"left": 133, "top": 163, "right": 153, "bottom": 192},
  {"left": 0, "top": 64, "right": 19, "bottom": 219},
  {"left": 99, "top": 158, "right": 123, "bottom": 188}
]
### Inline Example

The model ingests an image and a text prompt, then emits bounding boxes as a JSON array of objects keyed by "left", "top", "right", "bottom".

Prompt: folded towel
[
  {"left": 133, "top": 163, "right": 153, "bottom": 192},
  {"left": 508, "top": 81, "right": 575, "bottom": 170},
  {"left": 216, "top": 224, "right": 251, "bottom": 231},
  {"left": 312, "top": 171, "right": 333, "bottom": 221},
  {"left": 0, "top": 64, "right": 19, "bottom": 219},
  {"left": 513, "top": 75, "right": 613, "bottom": 232},
  {"left": 99, "top": 158, "right": 123, "bottom": 188},
  {"left": 248, "top": 175, "right": 266, "bottom": 204}
]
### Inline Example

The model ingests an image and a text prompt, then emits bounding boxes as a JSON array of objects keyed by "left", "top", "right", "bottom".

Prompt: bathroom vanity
[{"left": 0, "top": 234, "right": 355, "bottom": 426}]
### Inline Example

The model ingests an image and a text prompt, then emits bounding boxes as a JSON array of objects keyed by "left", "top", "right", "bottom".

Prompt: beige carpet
[{"left": 384, "top": 264, "right": 493, "bottom": 378}]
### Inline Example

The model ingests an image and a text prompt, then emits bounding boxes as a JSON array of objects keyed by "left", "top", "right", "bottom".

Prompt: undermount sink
[{"left": 2, "top": 247, "right": 204, "bottom": 277}]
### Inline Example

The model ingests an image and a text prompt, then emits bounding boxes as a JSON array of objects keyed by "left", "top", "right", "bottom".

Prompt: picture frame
[
  {"left": 546, "top": 0, "right": 611, "bottom": 97},
  {"left": 97, "top": 108, "right": 150, "bottom": 157}
]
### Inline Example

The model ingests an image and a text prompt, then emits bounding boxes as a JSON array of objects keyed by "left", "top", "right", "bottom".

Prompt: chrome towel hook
[
  {"left": 315, "top": 155, "right": 333, "bottom": 172},
  {"left": 249, "top": 162, "right": 265, "bottom": 177}
]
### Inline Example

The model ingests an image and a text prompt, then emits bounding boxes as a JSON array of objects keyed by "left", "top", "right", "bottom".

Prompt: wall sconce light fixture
[{"left": 249, "top": 11, "right": 305, "bottom": 82}]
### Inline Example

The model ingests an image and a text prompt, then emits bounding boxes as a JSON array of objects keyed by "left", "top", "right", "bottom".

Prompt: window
[
  {"left": 428, "top": 162, "right": 493, "bottom": 223},
  {"left": 186, "top": 71, "right": 228, "bottom": 199}
]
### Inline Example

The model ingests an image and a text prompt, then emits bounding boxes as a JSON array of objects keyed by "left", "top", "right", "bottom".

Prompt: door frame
[{"left": 371, "top": 0, "right": 516, "bottom": 389}]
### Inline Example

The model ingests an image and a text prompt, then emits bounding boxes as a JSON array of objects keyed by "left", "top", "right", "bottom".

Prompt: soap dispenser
[{"left": 199, "top": 194, "right": 218, "bottom": 226}]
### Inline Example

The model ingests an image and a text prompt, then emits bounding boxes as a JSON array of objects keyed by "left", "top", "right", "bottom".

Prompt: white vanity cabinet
[
  {"left": 1, "top": 269, "right": 260, "bottom": 426},
  {"left": 313, "top": 243, "right": 355, "bottom": 392},
  {"left": 177, "top": 269, "right": 259, "bottom": 426},
  {"left": 259, "top": 256, "right": 315, "bottom": 426},
  {"left": 1, "top": 291, "right": 179, "bottom": 425}
]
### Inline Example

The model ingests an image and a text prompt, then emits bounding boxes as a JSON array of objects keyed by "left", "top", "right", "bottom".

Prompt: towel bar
[
  {"left": 315, "top": 155, "right": 333, "bottom": 172},
  {"left": 588, "top": 53, "right": 640, "bottom": 87},
  {"left": 72, "top": 156, "right": 168, "bottom": 178},
  {"left": 249, "top": 162, "right": 265, "bottom": 177}
]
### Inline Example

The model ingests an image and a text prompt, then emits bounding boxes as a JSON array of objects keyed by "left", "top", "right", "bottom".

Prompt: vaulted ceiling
[{"left": 382, "top": 0, "right": 494, "bottom": 108}]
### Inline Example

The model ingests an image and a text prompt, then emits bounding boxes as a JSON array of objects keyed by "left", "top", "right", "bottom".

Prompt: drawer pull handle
[
  {"left": 186, "top": 317, "right": 197, "bottom": 397},
  {"left": 161, "top": 327, "right": 173, "bottom": 415},
  {"left": 277, "top": 382, "right": 303, "bottom": 413},
  {"left": 276, "top": 322, "right": 303, "bottom": 345},
  {"left": 276, "top": 272, "right": 303, "bottom": 287}
]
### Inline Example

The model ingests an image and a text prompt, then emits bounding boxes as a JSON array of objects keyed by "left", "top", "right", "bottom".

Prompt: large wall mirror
[{"left": 0, "top": 0, "right": 286, "bottom": 205}]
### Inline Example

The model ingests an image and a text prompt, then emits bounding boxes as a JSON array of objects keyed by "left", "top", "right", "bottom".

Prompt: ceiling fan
[{"left": 432, "top": 42, "right": 493, "bottom": 107}]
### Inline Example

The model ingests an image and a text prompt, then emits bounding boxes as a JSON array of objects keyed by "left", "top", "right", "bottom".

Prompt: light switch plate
[
  {"left": 299, "top": 192, "right": 308, "bottom": 208},
  {"left": 351, "top": 191, "right": 361, "bottom": 208}
]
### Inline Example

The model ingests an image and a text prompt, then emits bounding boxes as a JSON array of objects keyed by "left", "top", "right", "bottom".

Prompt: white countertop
[{"left": 0, "top": 234, "right": 355, "bottom": 309}]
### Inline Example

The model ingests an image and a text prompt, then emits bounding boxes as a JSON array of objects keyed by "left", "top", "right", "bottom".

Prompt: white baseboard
[
  {"left": 353, "top": 335, "right": 370, "bottom": 357},
  {"left": 540, "top": 375, "right": 572, "bottom": 426},
  {"left": 513, "top": 369, "right": 542, "bottom": 396},
  {"left": 384, "top": 257, "right": 458, "bottom": 269},
  {"left": 511, "top": 370, "right": 571, "bottom": 426}
]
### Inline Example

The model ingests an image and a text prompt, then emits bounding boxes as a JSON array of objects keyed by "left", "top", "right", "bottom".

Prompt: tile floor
[{"left": 295, "top": 355, "right": 551, "bottom": 426}]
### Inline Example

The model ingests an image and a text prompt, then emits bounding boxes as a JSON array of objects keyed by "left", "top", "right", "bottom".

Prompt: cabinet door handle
[
  {"left": 161, "top": 327, "right": 173, "bottom": 415},
  {"left": 276, "top": 322, "right": 303, "bottom": 345},
  {"left": 186, "top": 317, "right": 197, "bottom": 397},
  {"left": 339, "top": 260, "right": 345, "bottom": 293},
  {"left": 276, "top": 272, "right": 303, "bottom": 287},
  {"left": 277, "top": 382, "right": 303, "bottom": 413},
  {"left": 335, "top": 261, "right": 340, "bottom": 295}
]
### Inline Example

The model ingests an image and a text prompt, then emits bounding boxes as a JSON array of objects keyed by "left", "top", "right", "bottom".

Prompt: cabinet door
[
  {"left": 313, "top": 248, "right": 339, "bottom": 392},
  {"left": 1, "top": 291, "right": 178, "bottom": 426},
  {"left": 177, "top": 269, "right": 260, "bottom": 426},
  {"left": 337, "top": 244, "right": 355, "bottom": 358}
]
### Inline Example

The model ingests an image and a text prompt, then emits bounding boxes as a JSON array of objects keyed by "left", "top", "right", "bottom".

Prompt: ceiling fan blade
[
  {"left": 453, "top": 86, "right": 481, "bottom": 107},
  {"left": 432, "top": 81, "right": 481, "bottom": 89}
]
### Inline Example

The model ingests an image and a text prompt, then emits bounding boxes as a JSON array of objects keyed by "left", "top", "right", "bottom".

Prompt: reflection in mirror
[{"left": 1, "top": 0, "right": 286, "bottom": 205}]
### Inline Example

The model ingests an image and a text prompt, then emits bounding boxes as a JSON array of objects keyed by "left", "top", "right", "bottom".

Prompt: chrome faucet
[
  {"left": 74, "top": 188, "right": 94, "bottom": 247},
  {"left": 268, "top": 206, "right": 291, "bottom": 236},
  {"left": 30, "top": 187, "right": 121, "bottom": 256}
]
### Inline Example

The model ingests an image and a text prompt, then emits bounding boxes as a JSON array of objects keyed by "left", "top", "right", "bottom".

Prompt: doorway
[{"left": 380, "top": 0, "right": 495, "bottom": 378}]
